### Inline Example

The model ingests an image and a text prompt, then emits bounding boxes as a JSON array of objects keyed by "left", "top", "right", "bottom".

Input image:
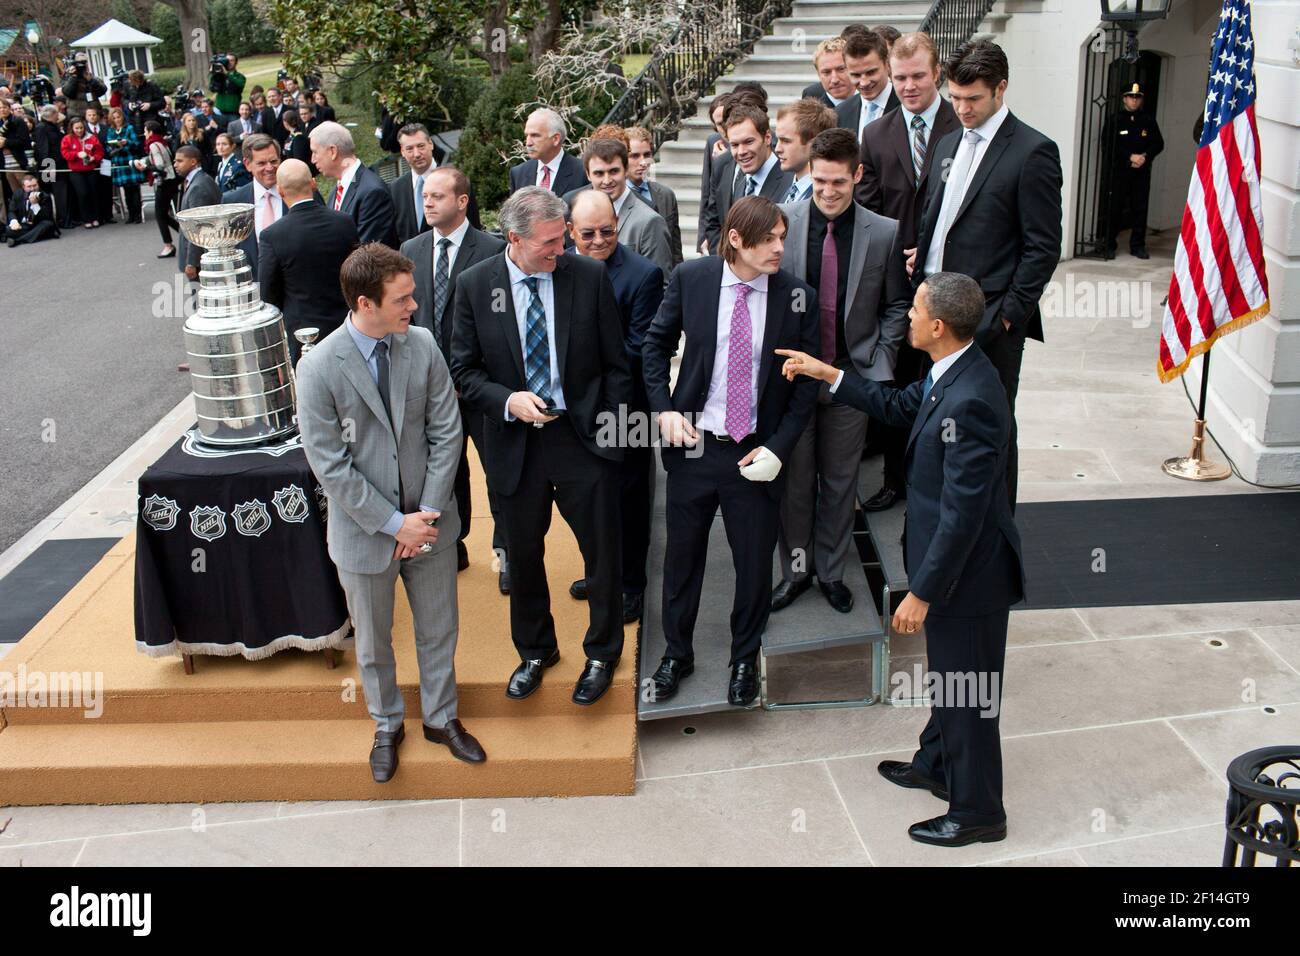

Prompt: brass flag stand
[{"left": 1163, "top": 351, "right": 1231, "bottom": 482}]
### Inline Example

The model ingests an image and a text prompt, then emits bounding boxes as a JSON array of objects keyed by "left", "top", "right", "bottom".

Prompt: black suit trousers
[
  {"left": 910, "top": 607, "right": 1009, "bottom": 827},
  {"left": 458, "top": 397, "right": 505, "bottom": 553},
  {"left": 498, "top": 416, "right": 623, "bottom": 662},
  {"left": 662, "top": 435, "right": 778, "bottom": 667},
  {"left": 979, "top": 324, "right": 1025, "bottom": 509}
]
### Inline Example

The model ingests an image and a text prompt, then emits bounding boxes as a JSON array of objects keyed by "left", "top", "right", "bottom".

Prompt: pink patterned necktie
[{"left": 724, "top": 283, "right": 755, "bottom": 441}]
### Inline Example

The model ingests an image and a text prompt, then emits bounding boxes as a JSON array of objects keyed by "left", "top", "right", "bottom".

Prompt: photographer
[
  {"left": 60, "top": 52, "right": 106, "bottom": 120},
  {"left": 33, "top": 104, "right": 72, "bottom": 229},
  {"left": 124, "top": 70, "right": 164, "bottom": 136},
  {"left": 0, "top": 97, "right": 32, "bottom": 202},
  {"left": 208, "top": 53, "right": 246, "bottom": 124}
]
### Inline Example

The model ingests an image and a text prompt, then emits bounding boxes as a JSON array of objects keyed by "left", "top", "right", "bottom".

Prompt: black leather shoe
[
  {"left": 456, "top": 540, "right": 469, "bottom": 572},
  {"left": 1131, "top": 247, "right": 1150, "bottom": 260},
  {"left": 728, "top": 662, "right": 759, "bottom": 706},
  {"left": 423, "top": 718, "right": 486, "bottom": 763},
  {"left": 505, "top": 648, "right": 559, "bottom": 699},
  {"left": 573, "top": 659, "right": 616, "bottom": 705},
  {"left": 907, "top": 814, "right": 1006, "bottom": 847},
  {"left": 649, "top": 657, "right": 694, "bottom": 701},
  {"left": 819, "top": 580, "right": 853, "bottom": 614},
  {"left": 770, "top": 578, "right": 811, "bottom": 612},
  {"left": 498, "top": 561, "right": 511, "bottom": 595},
  {"left": 569, "top": 578, "right": 588, "bottom": 600},
  {"left": 622, "top": 591, "right": 644, "bottom": 624},
  {"left": 862, "top": 485, "right": 903, "bottom": 512},
  {"left": 877, "top": 760, "right": 949, "bottom": 801},
  {"left": 369, "top": 724, "right": 405, "bottom": 783}
]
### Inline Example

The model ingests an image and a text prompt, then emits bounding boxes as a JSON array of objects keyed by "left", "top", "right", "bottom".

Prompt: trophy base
[{"left": 1162, "top": 419, "right": 1232, "bottom": 482}]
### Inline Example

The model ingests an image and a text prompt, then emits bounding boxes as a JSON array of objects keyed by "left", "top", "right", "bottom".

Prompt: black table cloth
[{"left": 134, "top": 428, "right": 350, "bottom": 659}]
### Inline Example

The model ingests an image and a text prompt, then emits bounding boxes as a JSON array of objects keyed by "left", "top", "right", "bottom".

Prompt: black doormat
[
  {"left": 1017, "top": 494, "right": 1300, "bottom": 609},
  {"left": 0, "top": 538, "right": 118, "bottom": 643}
]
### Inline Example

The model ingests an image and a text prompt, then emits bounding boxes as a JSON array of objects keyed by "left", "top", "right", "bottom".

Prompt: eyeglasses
[{"left": 577, "top": 227, "right": 617, "bottom": 241}]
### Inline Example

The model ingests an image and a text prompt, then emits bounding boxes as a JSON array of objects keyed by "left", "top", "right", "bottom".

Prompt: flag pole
[{"left": 1162, "top": 350, "right": 1232, "bottom": 481}]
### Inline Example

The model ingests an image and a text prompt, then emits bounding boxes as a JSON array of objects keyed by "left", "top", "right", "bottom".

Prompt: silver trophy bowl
[{"left": 177, "top": 203, "right": 297, "bottom": 447}]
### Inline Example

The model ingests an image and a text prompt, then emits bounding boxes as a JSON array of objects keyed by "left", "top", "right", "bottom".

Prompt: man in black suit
[
  {"left": 259, "top": 87, "right": 290, "bottom": 147},
  {"left": 450, "top": 186, "right": 632, "bottom": 706},
  {"left": 4, "top": 173, "right": 58, "bottom": 246},
  {"left": 173, "top": 145, "right": 222, "bottom": 283},
  {"left": 221, "top": 134, "right": 288, "bottom": 274},
  {"left": 855, "top": 31, "right": 960, "bottom": 514},
  {"left": 836, "top": 30, "right": 899, "bottom": 142},
  {"left": 258, "top": 159, "right": 359, "bottom": 362},
  {"left": 507, "top": 108, "right": 588, "bottom": 197},
  {"left": 311, "top": 121, "right": 400, "bottom": 248},
  {"left": 402, "top": 166, "right": 506, "bottom": 580},
  {"left": 566, "top": 189, "right": 664, "bottom": 624},
  {"left": 779, "top": 272, "right": 1024, "bottom": 848},
  {"left": 389, "top": 122, "right": 482, "bottom": 245},
  {"left": 910, "top": 39, "right": 1063, "bottom": 508},
  {"left": 773, "top": 98, "right": 837, "bottom": 204},
  {"left": 625, "top": 125, "right": 683, "bottom": 267},
  {"left": 699, "top": 104, "right": 795, "bottom": 256},
  {"left": 642, "top": 196, "right": 819, "bottom": 707},
  {"left": 800, "top": 37, "right": 854, "bottom": 109}
]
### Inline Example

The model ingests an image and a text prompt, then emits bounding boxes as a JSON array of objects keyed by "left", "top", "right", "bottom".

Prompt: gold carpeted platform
[{"left": 0, "top": 453, "right": 638, "bottom": 805}]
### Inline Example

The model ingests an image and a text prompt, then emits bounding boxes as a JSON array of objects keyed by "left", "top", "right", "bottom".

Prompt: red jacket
[{"left": 61, "top": 133, "right": 103, "bottom": 172}]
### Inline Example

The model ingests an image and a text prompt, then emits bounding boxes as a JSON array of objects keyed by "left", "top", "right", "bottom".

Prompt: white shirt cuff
[{"left": 829, "top": 370, "right": 844, "bottom": 393}]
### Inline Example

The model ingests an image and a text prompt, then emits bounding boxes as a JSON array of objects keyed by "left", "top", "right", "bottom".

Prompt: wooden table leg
[
  {"left": 182, "top": 654, "right": 195, "bottom": 675},
  {"left": 325, "top": 648, "right": 337, "bottom": 669}
]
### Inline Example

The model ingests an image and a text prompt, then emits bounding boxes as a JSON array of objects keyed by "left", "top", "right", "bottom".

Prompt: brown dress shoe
[
  {"left": 369, "top": 724, "right": 405, "bottom": 783},
  {"left": 423, "top": 718, "right": 486, "bottom": 763}
]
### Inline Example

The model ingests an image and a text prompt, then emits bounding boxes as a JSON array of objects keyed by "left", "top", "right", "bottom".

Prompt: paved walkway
[{"left": 2, "top": 237, "right": 1296, "bottom": 866}]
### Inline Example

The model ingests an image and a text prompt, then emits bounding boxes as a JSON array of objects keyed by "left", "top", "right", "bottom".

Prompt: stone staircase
[{"left": 649, "top": 0, "right": 1010, "bottom": 257}]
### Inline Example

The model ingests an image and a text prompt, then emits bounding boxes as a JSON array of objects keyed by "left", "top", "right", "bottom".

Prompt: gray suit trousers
[
  {"left": 777, "top": 379, "right": 869, "bottom": 584},
  {"left": 336, "top": 544, "right": 459, "bottom": 731}
]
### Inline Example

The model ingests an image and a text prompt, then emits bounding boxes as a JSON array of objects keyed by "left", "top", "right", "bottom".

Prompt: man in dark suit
[
  {"left": 566, "top": 190, "right": 664, "bottom": 624},
  {"left": 4, "top": 173, "right": 58, "bottom": 246},
  {"left": 226, "top": 102, "right": 261, "bottom": 144},
  {"left": 771, "top": 129, "right": 910, "bottom": 616},
  {"left": 625, "top": 125, "right": 683, "bottom": 267},
  {"left": 642, "top": 196, "right": 820, "bottom": 707},
  {"left": 388, "top": 122, "right": 482, "bottom": 245},
  {"left": 259, "top": 87, "right": 290, "bottom": 146},
  {"left": 836, "top": 30, "right": 899, "bottom": 141},
  {"left": 800, "top": 37, "right": 854, "bottom": 109},
  {"left": 173, "top": 145, "right": 222, "bottom": 283},
  {"left": 780, "top": 272, "right": 1024, "bottom": 847},
  {"left": 258, "top": 158, "right": 359, "bottom": 362},
  {"left": 855, "top": 31, "right": 960, "bottom": 514},
  {"left": 910, "top": 39, "right": 1063, "bottom": 508},
  {"left": 221, "top": 134, "right": 288, "bottom": 274},
  {"left": 699, "top": 104, "right": 795, "bottom": 256},
  {"left": 450, "top": 186, "right": 632, "bottom": 706},
  {"left": 508, "top": 108, "right": 588, "bottom": 197},
  {"left": 402, "top": 166, "right": 506, "bottom": 580},
  {"left": 311, "top": 121, "right": 400, "bottom": 248},
  {"left": 774, "top": 98, "right": 837, "bottom": 204}
]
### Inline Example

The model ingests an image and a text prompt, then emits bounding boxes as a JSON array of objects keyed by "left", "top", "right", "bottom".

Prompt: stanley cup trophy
[{"left": 176, "top": 203, "right": 297, "bottom": 447}]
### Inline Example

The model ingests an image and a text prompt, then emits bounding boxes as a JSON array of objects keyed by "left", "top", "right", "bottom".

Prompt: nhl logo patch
[
  {"left": 273, "top": 484, "right": 310, "bottom": 523},
  {"left": 190, "top": 505, "right": 228, "bottom": 541},
  {"left": 141, "top": 494, "right": 180, "bottom": 531},
  {"left": 232, "top": 499, "right": 272, "bottom": 538}
]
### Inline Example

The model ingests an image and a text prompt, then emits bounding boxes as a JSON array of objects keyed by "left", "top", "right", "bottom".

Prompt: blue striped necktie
[{"left": 522, "top": 276, "right": 552, "bottom": 403}]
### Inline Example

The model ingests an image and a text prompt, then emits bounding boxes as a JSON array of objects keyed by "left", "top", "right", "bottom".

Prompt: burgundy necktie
[{"left": 819, "top": 218, "right": 838, "bottom": 362}]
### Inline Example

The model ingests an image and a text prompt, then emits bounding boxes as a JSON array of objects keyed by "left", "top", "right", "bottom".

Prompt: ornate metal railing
[
  {"left": 600, "top": 0, "right": 793, "bottom": 151},
  {"left": 917, "top": 0, "right": 999, "bottom": 62}
]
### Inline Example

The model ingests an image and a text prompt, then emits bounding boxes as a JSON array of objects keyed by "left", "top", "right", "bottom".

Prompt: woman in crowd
[
  {"left": 174, "top": 110, "right": 213, "bottom": 175},
  {"left": 0, "top": 97, "right": 32, "bottom": 202},
  {"left": 103, "top": 107, "right": 145, "bottom": 224},
  {"left": 135, "top": 120, "right": 179, "bottom": 257},
  {"left": 311, "top": 90, "right": 335, "bottom": 123},
  {"left": 280, "top": 109, "right": 315, "bottom": 174},
  {"left": 214, "top": 131, "right": 250, "bottom": 192},
  {"left": 60, "top": 116, "right": 103, "bottom": 228}
]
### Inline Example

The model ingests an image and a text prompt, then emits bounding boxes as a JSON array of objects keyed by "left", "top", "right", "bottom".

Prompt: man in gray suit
[
  {"left": 699, "top": 104, "right": 794, "bottom": 256},
  {"left": 771, "top": 128, "right": 910, "bottom": 615},
  {"left": 296, "top": 243, "right": 486, "bottom": 783},
  {"left": 173, "top": 145, "right": 221, "bottom": 283},
  {"left": 626, "top": 126, "right": 683, "bottom": 267}
]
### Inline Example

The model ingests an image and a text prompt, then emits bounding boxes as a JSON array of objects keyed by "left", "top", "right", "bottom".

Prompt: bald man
[{"left": 259, "top": 158, "right": 362, "bottom": 361}]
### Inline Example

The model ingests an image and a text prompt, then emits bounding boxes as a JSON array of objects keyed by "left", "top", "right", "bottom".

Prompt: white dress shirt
[
  {"left": 432, "top": 216, "right": 470, "bottom": 275},
  {"left": 333, "top": 157, "right": 362, "bottom": 209},
  {"left": 924, "top": 103, "right": 1010, "bottom": 276},
  {"left": 535, "top": 153, "right": 563, "bottom": 189},
  {"left": 698, "top": 261, "right": 768, "bottom": 437},
  {"left": 504, "top": 249, "right": 566, "bottom": 418},
  {"left": 252, "top": 180, "right": 284, "bottom": 238},
  {"left": 857, "top": 84, "right": 894, "bottom": 141}
]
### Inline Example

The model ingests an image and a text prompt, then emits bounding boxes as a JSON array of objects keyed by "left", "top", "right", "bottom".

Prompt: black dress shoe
[
  {"left": 1131, "top": 247, "right": 1150, "bottom": 260},
  {"left": 877, "top": 760, "right": 949, "bottom": 801},
  {"left": 728, "top": 662, "right": 759, "bottom": 706},
  {"left": 862, "top": 485, "right": 903, "bottom": 512},
  {"left": 423, "top": 718, "right": 486, "bottom": 763},
  {"left": 819, "top": 580, "right": 853, "bottom": 614},
  {"left": 506, "top": 648, "right": 559, "bottom": 699},
  {"left": 770, "top": 577, "right": 811, "bottom": 612},
  {"left": 573, "top": 658, "right": 616, "bottom": 705},
  {"left": 369, "top": 724, "right": 405, "bottom": 783},
  {"left": 456, "top": 540, "right": 469, "bottom": 572},
  {"left": 622, "top": 591, "right": 644, "bottom": 624},
  {"left": 498, "top": 561, "right": 511, "bottom": 595},
  {"left": 649, "top": 657, "right": 694, "bottom": 701},
  {"left": 907, "top": 814, "right": 1006, "bottom": 847},
  {"left": 569, "top": 578, "right": 588, "bottom": 600}
]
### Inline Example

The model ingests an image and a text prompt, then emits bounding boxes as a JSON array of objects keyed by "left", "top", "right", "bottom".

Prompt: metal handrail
[{"left": 917, "top": 0, "right": 999, "bottom": 63}]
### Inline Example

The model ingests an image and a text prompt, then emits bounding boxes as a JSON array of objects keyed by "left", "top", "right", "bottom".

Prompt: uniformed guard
[{"left": 1103, "top": 83, "right": 1164, "bottom": 260}]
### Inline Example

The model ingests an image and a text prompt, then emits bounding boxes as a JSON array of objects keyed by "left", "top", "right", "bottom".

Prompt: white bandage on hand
[{"left": 739, "top": 446, "right": 781, "bottom": 482}]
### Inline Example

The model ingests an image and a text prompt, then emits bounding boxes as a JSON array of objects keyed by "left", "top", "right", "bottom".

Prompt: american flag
[{"left": 1158, "top": 0, "right": 1270, "bottom": 383}]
